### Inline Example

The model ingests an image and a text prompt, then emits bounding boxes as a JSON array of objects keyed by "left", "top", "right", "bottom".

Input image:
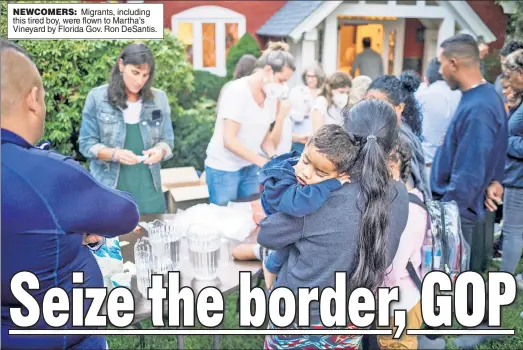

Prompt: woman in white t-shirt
[
  {"left": 310, "top": 72, "right": 352, "bottom": 132},
  {"left": 204, "top": 42, "right": 296, "bottom": 205}
]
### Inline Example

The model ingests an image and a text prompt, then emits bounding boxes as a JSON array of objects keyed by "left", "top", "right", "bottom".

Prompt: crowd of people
[
  {"left": 2, "top": 31, "right": 523, "bottom": 349},
  {"left": 227, "top": 34, "right": 523, "bottom": 349}
]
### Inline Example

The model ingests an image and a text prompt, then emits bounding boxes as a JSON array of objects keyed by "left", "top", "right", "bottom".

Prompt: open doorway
[{"left": 338, "top": 23, "right": 384, "bottom": 77}]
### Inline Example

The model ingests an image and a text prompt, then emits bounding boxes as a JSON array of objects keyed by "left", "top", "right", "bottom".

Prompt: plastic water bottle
[
  {"left": 422, "top": 245, "right": 433, "bottom": 276},
  {"left": 434, "top": 240, "right": 442, "bottom": 269}
]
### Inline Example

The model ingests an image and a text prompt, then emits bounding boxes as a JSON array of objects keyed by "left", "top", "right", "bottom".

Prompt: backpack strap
[
  {"left": 408, "top": 192, "right": 427, "bottom": 210},
  {"left": 407, "top": 261, "right": 423, "bottom": 292},
  {"left": 407, "top": 192, "right": 426, "bottom": 293}
]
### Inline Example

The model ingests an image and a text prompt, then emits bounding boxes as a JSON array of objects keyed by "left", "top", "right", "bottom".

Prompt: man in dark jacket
[{"left": 1, "top": 40, "right": 140, "bottom": 349}]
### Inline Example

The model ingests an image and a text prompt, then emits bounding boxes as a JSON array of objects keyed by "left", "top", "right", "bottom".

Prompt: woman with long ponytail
[
  {"left": 344, "top": 100, "right": 402, "bottom": 294},
  {"left": 258, "top": 99, "right": 409, "bottom": 349}
]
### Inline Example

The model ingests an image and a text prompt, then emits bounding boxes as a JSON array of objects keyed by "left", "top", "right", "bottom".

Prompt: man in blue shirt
[
  {"left": 1, "top": 40, "right": 140, "bottom": 349},
  {"left": 431, "top": 34, "right": 508, "bottom": 348}
]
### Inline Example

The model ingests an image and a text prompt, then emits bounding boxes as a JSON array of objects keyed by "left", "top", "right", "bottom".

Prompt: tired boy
[{"left": 259, "top": 124, "right": 351, "bottom": 288}]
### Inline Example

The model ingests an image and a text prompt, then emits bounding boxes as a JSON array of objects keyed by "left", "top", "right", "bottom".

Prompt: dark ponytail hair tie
[{"left": 367, "top": 135, "right": 377, "bottom": 141}]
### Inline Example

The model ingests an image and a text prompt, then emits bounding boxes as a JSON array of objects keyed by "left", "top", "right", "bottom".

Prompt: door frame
[{"left": 336, "top": 18, "right": 404, "bottom": 76}]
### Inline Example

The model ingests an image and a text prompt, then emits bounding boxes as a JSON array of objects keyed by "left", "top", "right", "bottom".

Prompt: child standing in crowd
[
  {"left": 377, "top": 135, "right": 444, "bottom": 350},
  {"left": 310, "top": 72, "right": 352, "bottom": 131},
  {"left": 259, "top": 126, "right": 350, "bottom": 288},
  {"left": 366, "top": 71, "right": 431, "bottom": 200}
]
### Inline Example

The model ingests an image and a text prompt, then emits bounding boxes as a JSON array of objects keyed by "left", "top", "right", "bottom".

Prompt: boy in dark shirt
[{"left": 259, "top": 125, "right": 350, "bottom": 288}]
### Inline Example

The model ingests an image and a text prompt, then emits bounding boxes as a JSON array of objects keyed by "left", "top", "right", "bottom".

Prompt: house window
[
  {"left": 177, "top": 22, "right": 194, "bottom": 65},
  {"left": 202, "top": 23, "right": 217, "bottom": 68},
  {"left": 226, "top": 23, "right": 239, "bottom": 57},
  {"left": 172, "top": 6, "right": 247, "bottom": 76}
]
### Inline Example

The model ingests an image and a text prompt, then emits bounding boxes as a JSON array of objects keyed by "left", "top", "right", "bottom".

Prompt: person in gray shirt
[
  {"left": 258, "top": 99, "right": 409, "bottom": 349},
  {"left": 416, "top": 58, "right": 461, "bottom": 168},
  {"left": 352, "top": 37, "right": 384, "bottom": 80}
]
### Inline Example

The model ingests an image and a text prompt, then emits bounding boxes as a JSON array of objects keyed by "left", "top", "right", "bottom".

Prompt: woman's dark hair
[
  {"left": 500, "top": 40, "right": 523, "bottom": 58},
  {"left": 367, "top": 71, "right": 423, "bottom": 137},
  {"left": 388, "top": 135, "right": 413, "bottom": 183},
  {"left": 342, "top": 99, "right": 400, "bottom": 294},
  {"left": 108, "top": 43, "right": 155, "bottom": 109},
  {"left": 234, "top": 54, "right": 257, "bottom": 79}
]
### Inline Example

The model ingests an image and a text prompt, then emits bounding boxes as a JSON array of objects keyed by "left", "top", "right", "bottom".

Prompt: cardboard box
[
  {"left": 160, "top": 167, "right": 200, "bottom": 189},
  {"left": 199, "top": 171, "right": 206, "bottom": 185},
  {"left": 167, "top": 185, "right": 210, "bottom": 212}
]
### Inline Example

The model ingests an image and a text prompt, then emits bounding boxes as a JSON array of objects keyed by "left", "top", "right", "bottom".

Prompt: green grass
[
  {"left": 107, "top": 258, "right": 523, "bottom": 349},
  {"left": 442, "top": 258, "right": 523, "bottom": 350}
]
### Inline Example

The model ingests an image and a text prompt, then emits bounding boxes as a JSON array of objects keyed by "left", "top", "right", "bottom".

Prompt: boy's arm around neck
[{"left": 277, "top": 178, "right": 342, "bottom": 217}]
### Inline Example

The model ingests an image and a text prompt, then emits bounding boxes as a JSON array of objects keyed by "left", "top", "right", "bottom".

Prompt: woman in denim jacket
[{"left": 79, "top": 43, "right": 174, "bottom": 214}]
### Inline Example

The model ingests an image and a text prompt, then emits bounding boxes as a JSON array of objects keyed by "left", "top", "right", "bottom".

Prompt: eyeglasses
[{"left": 306, "top": 74, "right": 317, "bottom": 78}]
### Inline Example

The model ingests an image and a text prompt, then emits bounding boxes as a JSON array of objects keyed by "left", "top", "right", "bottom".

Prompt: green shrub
[
  {"left": 2, "top": 1, "right": 218, "bottom": 171},
  {"left": 225, "top": 33, "right": 261, "bottom": 81},
  {"left": 483, "top": 49, "right": 502, "bottom": 83},
  {"left": 163, "top": 99, "right": 216, "bottom": 171},
  {"left": 193, "top": 70, "right": 226, "bottom": 102},
  {"left": 2, "top": 2, "right": 197, "bottom": 161},
  {"left": 18, "top": 33, "right": 193, "bottom": 160},
  {"left": 178, "top": 70, "right": 226, "bottom": 109}
]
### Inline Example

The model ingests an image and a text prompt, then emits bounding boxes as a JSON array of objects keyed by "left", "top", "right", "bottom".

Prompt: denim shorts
[{"left": 205, "top": 164, "right": 260, "bottom": 205}]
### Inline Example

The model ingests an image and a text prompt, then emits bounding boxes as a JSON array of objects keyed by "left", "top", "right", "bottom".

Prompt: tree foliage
[
  {"left": 225, "top": 32, "right": 261, "bottom": 81},
  {"left": 0, "top": 2, "right": 221, "bottom": 170},
  {"left": 498, "top": 0, "right": 523, "bottom": 41},
  {"left": 15, "top": 34, "right": 193, "bottom": 160},
  {"left": 178, "top": 70, "right": 226, "bottom": 109},
  {"left": 163, "top": 99, "right": 216, "bottom": 171}
]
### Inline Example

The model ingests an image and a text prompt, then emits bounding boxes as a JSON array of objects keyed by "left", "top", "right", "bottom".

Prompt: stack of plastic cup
[
  {"left": 187, "top": 223, "right": 221, "bottom": 281},
  {"left": 148, "top": 220, "right": 181, "bottom": 273},
  {"left": 134, "top": 237, "right": 154, "bottom": 299}
]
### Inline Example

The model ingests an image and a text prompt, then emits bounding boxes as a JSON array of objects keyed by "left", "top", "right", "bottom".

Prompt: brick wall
[
  {"left": 146, "top": 0, "right": 286, "bottom": 47},
  {"left": 403, "top": 19, "right": 425, "bottom": 74},
  {"left": 467, "top": 0, "right": 507, "bottom": 49}
]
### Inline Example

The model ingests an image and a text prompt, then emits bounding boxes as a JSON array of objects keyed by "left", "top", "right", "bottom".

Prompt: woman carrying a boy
[{"left": 257, "top": 99, "right": 409, "bottom": 349}]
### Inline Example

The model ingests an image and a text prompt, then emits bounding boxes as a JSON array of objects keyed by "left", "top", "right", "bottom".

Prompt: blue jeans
[
  {"left": 205, "top": 165, "right": 260, "bottom": 205},
  {"left": 500, "top": 187, "right": 523, "bottom": 274}
]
